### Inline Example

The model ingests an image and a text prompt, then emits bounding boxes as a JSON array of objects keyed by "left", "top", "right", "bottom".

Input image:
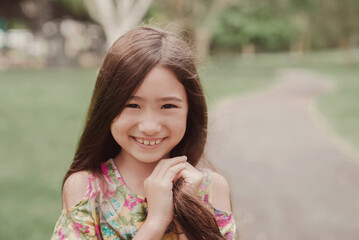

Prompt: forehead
[{"left": 131, "top": 66, "right": 187, "bottom": 100}]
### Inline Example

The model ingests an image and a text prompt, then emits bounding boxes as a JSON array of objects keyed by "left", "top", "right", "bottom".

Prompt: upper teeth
[{"left": 135, "top": 138, "right": 162, "bottom": 145}]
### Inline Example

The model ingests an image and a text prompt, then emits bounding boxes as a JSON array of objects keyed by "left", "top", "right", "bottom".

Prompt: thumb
[{"left": 172, "top": 169, "right": 186, "bottom": 186}]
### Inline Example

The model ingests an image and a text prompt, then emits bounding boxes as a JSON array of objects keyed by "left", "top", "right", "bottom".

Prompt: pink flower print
[
  {"left": 135, "top": 197, "right": 144, "bottom": 203},
  {"left": 215, "top": 213, "right": 233, "bottom": 228},
  {"left": 89, "top": 189, "right": 97, "bottom": 199},
  {"left": 105, "top": 189, "right": 116, "bottom": 199},
  {"left": 204, "top": 194, "right": 209, "bottom": 203},
  {"left": 101, "top": 163, "right": 114, "bottom": 184},
  {"left": 131, "top": 201, "right": 137, "bottom": 209},
  {"left": 85, "top": 175, "right": 93, "bottom": 198},
  {"left": 199, "top": 183, "right": 207, "bottom": 190},
  {"left": 85, "top": 225, "right": 90, "bottom": 234},
  {"left": 95, "top": 224, "right": 101, "bottom": 238},
  {"left": 86, "top": 175, "right": 97, "bottom": 199},
  {"left": 72, "top": 222, "right": 83, "bottom": 237},
  {"left": 124, "top": 198, "right": 137, "bottom": 210},
  {"left": 58, "top": 228, "right": 65, "bottom": 240},
  {"left": 224, "top": 231, "right": 234, "bottom": 240},
  {"left": 118, "top": 176, "right": 125, "bottom": 186}
]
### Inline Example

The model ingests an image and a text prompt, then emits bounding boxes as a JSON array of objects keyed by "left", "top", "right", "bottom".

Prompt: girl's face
[{"left": 111, "top": 66, "right": 188, "bottom": 164}]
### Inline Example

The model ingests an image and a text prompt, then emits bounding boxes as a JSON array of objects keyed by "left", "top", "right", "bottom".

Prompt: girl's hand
[
  {"left": 175, "top": 162, "right": 204, "bottom": 195},
  {"left": 144, "top": 156, "right": 187, "bottom": 227}
]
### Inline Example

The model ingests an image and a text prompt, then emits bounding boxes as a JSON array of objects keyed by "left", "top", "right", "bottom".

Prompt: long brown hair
[{"left": 64, "top": 26, "right": 225, "bottom": 240}]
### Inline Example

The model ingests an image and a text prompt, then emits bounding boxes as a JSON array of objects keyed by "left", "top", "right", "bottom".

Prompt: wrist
[
  {"left": 136, "top": 218, "right": 168, "bottom": 240},
  {"left": 146, "top": 214, "right": 172, "bottom": 229}
]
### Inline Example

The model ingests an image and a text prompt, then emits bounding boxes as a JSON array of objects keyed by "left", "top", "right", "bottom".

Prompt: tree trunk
[
  {"left": 340, "top": 36, "right": 352, "bottom": 66},
  {"left": 83, "top": 0, "right": 152, "bottom": 48},
  {"left": 194, "top": 26, "right": 211, "bottom": 63}
]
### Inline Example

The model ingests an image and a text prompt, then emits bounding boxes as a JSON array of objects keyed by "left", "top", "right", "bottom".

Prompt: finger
[
  {"left": 176, "top": 163, "right": 203, "bottom": 187},
  {"left": 184, "top": 161, "right": 195, "bottom": 169},
  {"left": 152, "top": 155, "right": 187, "bottom": 178},
  {"left": 179, "top": 162, "right": 198, "bottom": 178},
  {"left": 173, "top": 166, "right": 188, "bottom": 184},
  {"left": 153, "top": 155, "right": 187, "bottom": 178},
  {"left": 153, "top": 155, "right": 187, "bottom": 174},
  {"left": 176, "top": 168, "right": 191, "bottom": 185},
  {"left": 182, "top": 162, "right": 195, "bottom": 173},
  {"left": 163, "top": 162, "right": 187, "bottom": 184}
]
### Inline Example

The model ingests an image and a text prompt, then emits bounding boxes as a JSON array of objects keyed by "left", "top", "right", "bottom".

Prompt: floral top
[{"left": 52, "top": 159, "right": 236, "bottom": 239}]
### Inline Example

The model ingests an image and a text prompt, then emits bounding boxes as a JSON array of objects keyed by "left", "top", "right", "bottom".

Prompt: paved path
[{"left": 205, "top": 69, "right": 359, "bottom": 240}]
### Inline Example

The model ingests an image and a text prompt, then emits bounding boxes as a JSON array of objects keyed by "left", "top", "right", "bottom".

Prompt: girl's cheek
[{"left": 118, "top": 111, "right": 138, "bottom": 121}]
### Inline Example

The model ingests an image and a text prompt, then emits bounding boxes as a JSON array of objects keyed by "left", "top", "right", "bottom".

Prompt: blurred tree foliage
[
  {"left": 0, "top": 0, "right": 90, "bottom": 31},
  {"left": 59, "top": 0, "right": 87, "bottom": 16},
  {"left": 1, "top": 0, "right": 358, "bottom": 56},
  {"left": 213, "top": 0, "right": 359, "bottom": 54},
  {"left": 152, "top": 0, "right": 238, "bottom": 60},
  {"left": 212, "top": 3, "right": 297, "bottom": 52}
]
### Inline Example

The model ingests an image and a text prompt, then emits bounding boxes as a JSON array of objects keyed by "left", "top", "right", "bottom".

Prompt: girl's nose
[{"left": 138, "top": 113, "right": 161, "bottom": 136}]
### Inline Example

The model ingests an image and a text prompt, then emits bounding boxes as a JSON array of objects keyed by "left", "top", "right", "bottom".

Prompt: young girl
[{"left": 52, "top": 26, "right": 236, "bottom": 240}]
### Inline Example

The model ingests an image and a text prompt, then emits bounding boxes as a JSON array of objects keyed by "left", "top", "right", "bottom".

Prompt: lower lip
[{"left": 131, "top": 137, "right": 165, "bottom": 150}]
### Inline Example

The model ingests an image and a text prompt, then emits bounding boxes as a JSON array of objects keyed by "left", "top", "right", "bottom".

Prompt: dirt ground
[{"left": 205, "top": 69, "right": 359, "bottom": 240}]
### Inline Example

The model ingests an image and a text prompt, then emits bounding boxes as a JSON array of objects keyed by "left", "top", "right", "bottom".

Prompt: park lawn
[
  {"left": 312, "top": 63, "right": 359, "bottom": 151},
  {"left": 0, "top": 69, "right": 96, "bottom": 239},
  {"left": 0, "top": 49, "right": 358, "bottom": 239}
]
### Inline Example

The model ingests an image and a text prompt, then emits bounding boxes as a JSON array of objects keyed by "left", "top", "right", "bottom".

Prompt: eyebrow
[{"left": 128, "top": 96, "right": 184, "bottom": 102}]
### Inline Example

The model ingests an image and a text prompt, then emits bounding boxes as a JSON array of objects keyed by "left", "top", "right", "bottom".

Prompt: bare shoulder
[
  {"left": 62, "top": 171, "right": 90, "bottom": 211},
  {"left": 211, "top": 171, "right": 232, "bottom": 212}
]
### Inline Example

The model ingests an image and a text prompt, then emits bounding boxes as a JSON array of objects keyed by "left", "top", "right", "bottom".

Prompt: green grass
[
  {"left": 200, "top": 55, "right": 278, "bottom": 105},
  {"left": 0, "top": 49, "right": 358, "bottom": 239},
  {"left": 0, "top": 69, "right": 97, "bottom": 238},
  {"left": 312, "top": 64, "right": 359, "bottom": 150}
]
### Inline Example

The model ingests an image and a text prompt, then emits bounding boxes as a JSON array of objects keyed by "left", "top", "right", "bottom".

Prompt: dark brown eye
[
  {"left": 126, "top": 104, "right": 140, "bottom": 108},
  {"left": 162, "top": 104, "right": 177, "bottom": 109}
]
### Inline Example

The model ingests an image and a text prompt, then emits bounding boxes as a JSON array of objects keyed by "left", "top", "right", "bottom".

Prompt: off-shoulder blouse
[{"left": 52, "top": 159, "right": 236, "bottom": 239}]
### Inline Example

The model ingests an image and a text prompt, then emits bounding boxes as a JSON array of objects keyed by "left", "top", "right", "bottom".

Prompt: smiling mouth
[{"left": 132, "top": 137, "right": 165, "bottom": 146}]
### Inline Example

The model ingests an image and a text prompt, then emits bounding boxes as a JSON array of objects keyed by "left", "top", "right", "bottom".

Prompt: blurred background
[{"left": 0, "top": 0, "right": 358, "bottom": 239}]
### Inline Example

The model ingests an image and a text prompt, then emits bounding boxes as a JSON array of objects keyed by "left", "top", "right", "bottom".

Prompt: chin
[{"left": 137, "top": 154, "right": 164, "bottom": 164}]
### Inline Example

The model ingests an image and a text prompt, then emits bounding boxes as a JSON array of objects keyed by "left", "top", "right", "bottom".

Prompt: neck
[{"left": 113, "top": 152, "right": 160, "bottom": 196}]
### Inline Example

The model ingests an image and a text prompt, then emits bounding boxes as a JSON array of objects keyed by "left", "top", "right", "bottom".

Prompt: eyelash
[
  {"left": 126, "top": 104, "right": 140, "bottom": 108},
  {"left": 125, "top": 104, "right": 177, "bottom": 109},
  {"left": 162, "top": 104, "right": 177, "bottom": 109}
]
